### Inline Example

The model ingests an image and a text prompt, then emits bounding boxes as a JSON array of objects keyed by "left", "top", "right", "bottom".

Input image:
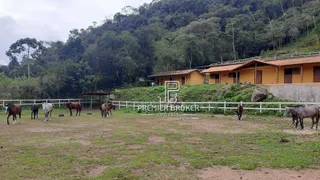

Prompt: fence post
[
  {"left": 259, "top": 102, "right": 262, "bottom": 114},
  {"left": 224, "top": 101, "right": 226, "bottom": 114},
  {"left": 133, "top": 102, "right": 135, "bottom": 110},
  {"left": 59, "top": 100, "right": 61, "bottom": 108},
  {"left": 208, "top": 103, "right": 211, "bottom": 112},
  {"left": 126, "top": 101, "right": 128, "bottom": 109},
  {"left": 279, "top": 102, "right": 282, "bottom": 112},
  {"left": 46, "top": 99, "right": 48, "bottom": 103},
  {"left": 34, "top": 100, "right": 36, "bottom": 104},
  {"left": 20, "top": 100, "right": 22, "bottom": 105},
  {"left": 118, "top": 101, "right": 121, "bottom": 110}
]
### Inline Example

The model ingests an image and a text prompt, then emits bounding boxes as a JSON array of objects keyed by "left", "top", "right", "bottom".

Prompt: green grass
[{"left": 0, "top": 110, "right": 320, "bottom": 179}]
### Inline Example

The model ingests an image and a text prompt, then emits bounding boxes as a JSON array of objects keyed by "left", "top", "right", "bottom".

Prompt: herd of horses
[
  {"left": 3, "top": 100, "right": 320, "bottom": 130},
  {"left": 4, "top": 102, "right": 115, "bottom": 125},
  {"left": 236, "top": 103, "right": 320, "bottom": 130}
]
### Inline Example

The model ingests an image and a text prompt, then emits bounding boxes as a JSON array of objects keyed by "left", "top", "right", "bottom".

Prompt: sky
[{"left": 0, "top": 0, "right": 152, "bottom": 65}]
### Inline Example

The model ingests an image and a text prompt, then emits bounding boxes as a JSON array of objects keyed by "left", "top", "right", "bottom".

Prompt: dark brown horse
[
  {"left": 66, "top": 102, "right": 82, "bottom": 116},
  {"left": 4, "top": 104, "right": 22, "bottom": 125},
  {"left": 100, "top": 103, "right": 115, "bottom": 118},
  {"left": 284, "top": 106, "right": 320, "bottom": 130},
  {"left": 236, "top": 103, "right": 243, "bottom": 120},
  {"left": 31, "top": 104, "right": 39, "bottom": 119}
]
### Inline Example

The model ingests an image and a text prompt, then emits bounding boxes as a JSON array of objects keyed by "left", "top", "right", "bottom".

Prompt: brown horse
[
  {"left": 236, "top": 103, "right": 243, "bottom": 120},
  {"left": 66, "top": 102, "right": 82, "bottom": 116},
  {"left": 100, "top": 103, "right": 115, "bottom": 118},
  {"left": 4, "top": 103, "right": 22, "bottom": 125}
]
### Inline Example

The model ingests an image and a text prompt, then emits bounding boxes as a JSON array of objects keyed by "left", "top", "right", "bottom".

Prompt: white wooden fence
[
  {"left": 0, "top": 99, "right": 93, "bottom": 108},
  {"left": 112, "top": 101, "right": 320, "bottom": 113}
]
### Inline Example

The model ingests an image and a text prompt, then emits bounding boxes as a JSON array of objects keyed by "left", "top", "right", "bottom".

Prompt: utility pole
[{"left": 28, "top": 64, "right": 30, "bottom": 79}]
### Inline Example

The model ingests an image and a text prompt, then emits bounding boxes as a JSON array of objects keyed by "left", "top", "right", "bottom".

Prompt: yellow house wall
[
  {"left": 239, "top": 69, "right": 254, "bottom": 83},
  {"left": 188, "top": 71, "right": 204, "bottom": 85},
  {"left": 221, "top": 72, "right": 234, "bottom": 84},
  {"left": 155, "top": 71, "right": 203, "bottom": 86},
  {"left": 278, "top": 65, "right": 302, "bottom": 84}
]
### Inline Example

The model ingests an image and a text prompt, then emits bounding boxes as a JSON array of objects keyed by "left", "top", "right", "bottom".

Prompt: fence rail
[
  {"left": 0, "top": 99, "right": 94, "bottom": 107},
  {"left": 111, "top": 101, "right": 320, "bottom": 113}
]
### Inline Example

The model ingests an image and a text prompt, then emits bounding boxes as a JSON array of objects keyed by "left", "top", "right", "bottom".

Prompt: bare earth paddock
[{"left": 1, "top": 109, "right": 320, "bottom": 180}]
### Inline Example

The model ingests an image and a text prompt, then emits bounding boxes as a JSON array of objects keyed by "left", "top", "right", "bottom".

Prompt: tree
[{"left": 6, "top": 38, "right": 45, "bottom": 78}]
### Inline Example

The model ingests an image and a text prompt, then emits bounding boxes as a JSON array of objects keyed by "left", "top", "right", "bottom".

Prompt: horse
[
  {"left": 284, "top": 106, "right": 320, "bottom": 130},
  {"left": 31, "top": 104, "right": 39, "bottom": 119},
  {"left": 100, "top": 103, "right": 115, "bottom": 118},
  {"left": 284, "top": 107, "right": 301, "bottom": 126},
  {"left": 236, "top": 103, "right": 243, "bottom": 120},
  {"left": 4, "top": 104, "right": 22, "bottom": 125},
  {"left": 42, "top": 103, "right": 53, "bottom": 122},
  {"left": 66, "top": 102, "right": 82, "bottom": 116}
]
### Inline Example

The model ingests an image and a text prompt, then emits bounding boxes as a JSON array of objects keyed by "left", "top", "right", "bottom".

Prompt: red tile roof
[
  {"left": 201, "top": 64, "right": 242, "bottom": 73},
  {"left": 267, "top": 56, "right": 320, "bottom": 66},
  {"left": 148, "top": 69, "right": 199, "bottom": 77}
]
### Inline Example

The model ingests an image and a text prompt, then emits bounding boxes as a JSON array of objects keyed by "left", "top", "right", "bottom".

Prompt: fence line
[
  {"left": 0, "top": 99, "right": 95, "bottom": 107},
  {"left": 111, "top": 101, "right": 320, "bottom": 113}
]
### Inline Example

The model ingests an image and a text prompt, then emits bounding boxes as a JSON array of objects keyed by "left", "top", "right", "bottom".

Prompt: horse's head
[
  {"left": 65, "top": 102, "right": 71, "bottom": 108},
  {"left": 4, "top": 103, "right": 9, "bottom": 114},
  {"left": 284, "top": 107, "right": 293, "bottom": 117}
]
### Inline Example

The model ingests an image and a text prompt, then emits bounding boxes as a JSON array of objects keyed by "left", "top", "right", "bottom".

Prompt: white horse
[{"left": 42, "top": 103, "right": 53, "bottom": 122}]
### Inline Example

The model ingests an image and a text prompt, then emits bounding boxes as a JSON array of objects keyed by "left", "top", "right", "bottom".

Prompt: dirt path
[{"left": 198, "top": 166, "right": 320, "bottom": 180}]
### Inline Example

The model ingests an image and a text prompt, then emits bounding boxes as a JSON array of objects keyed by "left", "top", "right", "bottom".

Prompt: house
[
  {"left": 148, "top": 69, "right": 204, "bottom": 85},
  {"left": 202, "top": 56, "right": 320, "bottom": 85}
]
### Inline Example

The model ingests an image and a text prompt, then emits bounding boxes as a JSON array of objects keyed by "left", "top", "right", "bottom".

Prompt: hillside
[
  {"left": 1, "top": 0, "right": 320, "bottom": 99},
  {"left": 262, "top": 29, "right": 320, "bottom": 56},
  {"left": 113, "top": 84, "right": 288, "bottom": 102}
]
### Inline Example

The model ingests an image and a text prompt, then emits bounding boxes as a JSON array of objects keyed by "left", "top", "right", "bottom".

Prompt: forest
[{"left": 1, "top": 0, "right": 320, "bottom": 99}]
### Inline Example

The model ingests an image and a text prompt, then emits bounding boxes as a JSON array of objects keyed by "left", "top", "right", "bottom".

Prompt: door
[
  {"left": 284, "top": 68, "right": 292, "bottom": 83},
  {"left": 314, "top": 67, "right": 320, "bottom": 82},
  {"left": 256, "top": 70, "right": 262, "bottom": 84},
  {"left": 182, "top": 76, "right": 186, "bottom": 85},
  {"left": 233, "top": 72, "right": 240, "bottom": 84},
  {"left": 215, "top": 74, "right": 220, "bottom": 84}
]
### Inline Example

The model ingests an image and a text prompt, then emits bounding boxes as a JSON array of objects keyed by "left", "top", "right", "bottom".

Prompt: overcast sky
[{"left": 0, "top": 0, "right": 152, "bottom": 65}]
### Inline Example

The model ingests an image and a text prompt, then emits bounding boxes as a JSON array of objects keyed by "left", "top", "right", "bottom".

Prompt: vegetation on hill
[
  {"left": 115, "top": 84, "right": 260, "bottom": 102},
  {"left": 1, "top": 0, "right": 320, "bottom": 98}
]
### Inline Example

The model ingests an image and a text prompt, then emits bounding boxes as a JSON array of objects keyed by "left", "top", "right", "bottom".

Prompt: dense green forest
[{"left": 1, "top": 0, "right": 320, "bottom": 98}]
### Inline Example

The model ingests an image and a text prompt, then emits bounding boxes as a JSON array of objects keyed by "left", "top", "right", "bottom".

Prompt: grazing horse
[
  {"left": 284, "top": 107, "right": 301, "bottom": 126},
  {"left": 236, "top": 103, "right": 243, "bottom": 120},
  {"left": 31, "top": 104, "right": 39, "bottom": 119},
  {"left": 285, "top": 107, "right": 320, "bottom": 130},
  {"left": 100, "top": 103, "right": 115, "bottom": 118},
  {"left": 42, "top": 103, "right": 53, "bottom": 122},
  {"left": 66, "top": 102, "right": 82, "bottom": 116},
  {"left": 4, "top": 104, "right": 22, "bottom": 125}
]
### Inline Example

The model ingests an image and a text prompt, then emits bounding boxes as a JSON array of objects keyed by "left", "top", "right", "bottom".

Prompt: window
[
  {"left": 228, "top": 73, "right": 235, "bottom": 78},
  {"left": 314, "top": 67, "right": 320, "bottom": 82},
  {"left": 292, "top": 68, "right": 301, "bottom": 74}
]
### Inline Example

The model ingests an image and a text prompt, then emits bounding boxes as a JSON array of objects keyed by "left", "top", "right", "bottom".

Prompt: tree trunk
[
  {"left": 280, "top": 0, "right": 285, "bottom": 15},
  {"left": 232, "top": 22, "right": 236, "bottom": 60}
]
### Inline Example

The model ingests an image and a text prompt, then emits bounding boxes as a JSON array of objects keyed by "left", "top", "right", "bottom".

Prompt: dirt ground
[
  {"left": 198, "top": 166, "right": 320, "bottom": 180},
  {"left": 1, "top": 111, "right": 320, "bottom": 179}
]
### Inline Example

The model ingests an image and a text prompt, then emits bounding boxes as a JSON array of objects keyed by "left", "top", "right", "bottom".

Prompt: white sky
[{"left": 0, "top": 0, "right": 152, "bottom": 65}]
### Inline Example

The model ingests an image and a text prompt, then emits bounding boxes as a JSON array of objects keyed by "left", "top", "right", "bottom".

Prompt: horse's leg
[
  {"left": 13, "top": 115, "right": 16, "bottom": 125},
  {"left": 50, "top": 110, "right": 52, "bottom": 120},
  {"left": 69, "top": 109, "right": 72, "bottom": 116},
  {"left": 31, "top": 112, "right": 33, "bottom": 119},
  {"left": 295, "top": 117, "right": 299, "bottom": 129},
  {"left": 7, "top": 114, "right": 10, "bottom": 125},
  {"left": 300, "top": 118, "right": 304, "bottom": 130},
  {"left": 311, "top": 117, "right": 315, "bottom": 129}
]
